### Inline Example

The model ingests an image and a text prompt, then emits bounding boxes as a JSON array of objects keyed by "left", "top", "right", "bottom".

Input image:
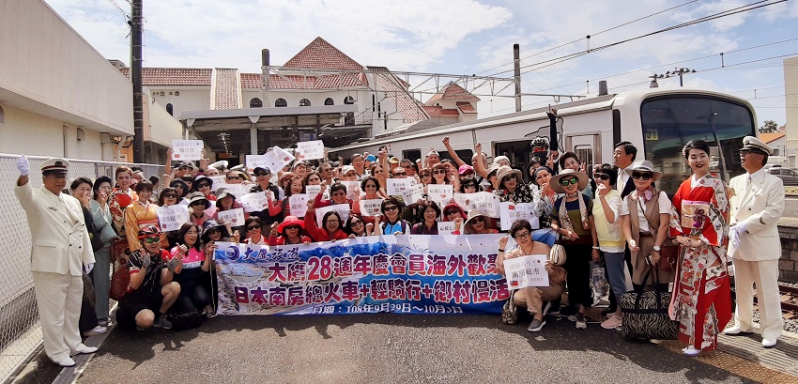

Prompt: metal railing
[{"left": 0, "top": 153, "right": 164, "bottom": 382}]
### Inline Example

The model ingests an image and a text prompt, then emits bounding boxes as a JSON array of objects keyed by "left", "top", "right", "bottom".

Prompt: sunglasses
[
  {"left": 394, "top": 172, "right": 407, "bottom": 176},
  {"left": 207, "top": 229, "right": 221, "bottom": 235},
  {"left": 178, "top": 167, "right": 189, "bottom": 171},
  {"left": 559, "top": 178, "right": 578, "bottom": 186},
  {"left": 471, "top": 217, "right": 485, "bottom": 224},
  {"left": 365, "top": 184, "right": 377, "bottom": 189},
  {"left": 463, "top": 184, "right": 477, "bottom": 189},
  {"left": 197, "top": 183, "right": 210, "bottom": 188},
  {"left": 351, "top": 220, "right": 363, "bottom": 226},
  {"left": 433, "top": 170, "right": 446, "bottom": 174},
  {"left": 445, "top": 211, "right": 459, "bottom": 216},
  {"left": 332, "top": 192, "right": 347, "bottom": 196},
  {"left": 739, "top": 149, "right": 761, "bottom": 156},
  {"left": 503, "top": 175, "right": 516, "bottom": 182},
  {"left": 227, "top": 176, "right": 241, "bottom": 180},
  {"left": 384, "top": 206, "right": 399, "bottom": 211},
  {"left": 255, "top": 172, "right": 270, "bottom": 177},
  {"left": 163, "top": 194, "right": 178, "bottom": 198},
  {"left": 513, "top": 231, "right": 531, "bottom": 240},
  {"left": 285, "top": 225, "right": 300, "bottom": 230},
  {"left": 594, "top": 174, "right": 609, "bottom": 181},
  {"left": 247, "top": 225, "right": 261, "bottom": 231},
  {"left": 421, "top": 173, "right": 431, "bottom": 178},
  {"left": 143, "top": 237, "right": 160, "bottom": 244},
  {"left": 631, "top": 172, "right": 653, "bottom": 180}
]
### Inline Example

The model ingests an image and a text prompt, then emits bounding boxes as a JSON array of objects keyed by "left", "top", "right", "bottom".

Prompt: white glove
[
  {"left": 727, "top": 263, "right": 735, "bottom": 277},
  {"left": 16, "top": 156, "right": 30, "bottom": 176},
  {"left": 729, "top": 226, "right": 741, "bottom": 249},
  {"left": 84, "top": 263, "right": 94, "bottom": 275}
]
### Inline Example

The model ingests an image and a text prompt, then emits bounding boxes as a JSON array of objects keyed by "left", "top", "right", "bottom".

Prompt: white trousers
[
  {"left": 732, "top": 258, "right": 783, "bottom": 339},
  {"left": 31, "top": 271, "right": 84, "bottom": 362}
]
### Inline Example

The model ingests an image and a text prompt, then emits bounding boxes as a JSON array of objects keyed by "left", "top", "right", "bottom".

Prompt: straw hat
[
  {"left": 464, "top": 209, "right": 489, "bottom": 229},
  {"left": 496, "top": 166, "right": 522, "bottom": 184},
  {"left": 186, "top": 192, "right": 210, "bottom": 209},
  {"left": 624, "top": 160, "right": 663, "bottom": 182},
  {"left": 549, "top": 169, "right": 589, "bottom": 193}
]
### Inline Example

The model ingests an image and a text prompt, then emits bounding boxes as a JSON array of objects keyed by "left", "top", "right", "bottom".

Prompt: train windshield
[{"left": 640, "top": 95, "right": 755, "bottom": 195}]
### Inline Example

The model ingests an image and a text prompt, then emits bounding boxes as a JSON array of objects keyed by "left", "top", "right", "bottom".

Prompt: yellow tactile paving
[{"left": 662, "top": 341, "right": 798, "bottom": 384}]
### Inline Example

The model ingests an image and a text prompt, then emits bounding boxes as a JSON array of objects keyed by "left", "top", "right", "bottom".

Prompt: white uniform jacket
[
  {"left": 727, "top": 170, "right": 784, "bottom": 262},
  {"left": 14, "top": 182, "right": 95, "bottom": 276}
]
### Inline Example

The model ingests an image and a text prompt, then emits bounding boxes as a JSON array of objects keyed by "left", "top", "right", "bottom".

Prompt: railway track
[{"left": 779, "top": 283, "right": 798, "bottom": 320}]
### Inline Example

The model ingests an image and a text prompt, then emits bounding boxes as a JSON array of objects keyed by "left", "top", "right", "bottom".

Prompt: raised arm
[{"left": 442, "top": 136, "right": 466, "bottom": 168}]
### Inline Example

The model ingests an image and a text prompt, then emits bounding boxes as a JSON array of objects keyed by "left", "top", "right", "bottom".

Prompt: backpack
[{"left": 170, "top": 310, "right": 204, "bottom": 331}]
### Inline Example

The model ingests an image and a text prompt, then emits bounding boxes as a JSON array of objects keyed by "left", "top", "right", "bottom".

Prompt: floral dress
[
  {"left": 109, "top": 188, "right": 137, "bottom": 261},
  {"left": 668, "top": 174, "right": 732, "bottom": 350}
]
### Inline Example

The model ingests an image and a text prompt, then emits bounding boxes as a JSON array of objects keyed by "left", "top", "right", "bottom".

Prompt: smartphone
[{"left": 645, "top": 255, "right": 652, "bottom": 266}]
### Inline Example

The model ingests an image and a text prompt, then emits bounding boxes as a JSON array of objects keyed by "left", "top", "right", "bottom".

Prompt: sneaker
[
  {"left": 575, "top": 313, "right": 587, "bottom": 329},
  {"left": 82, "top": 325, "right": 107, "bottom": 337},
  {"left": 682, "top": 346, "right": 701, "bottom": 356},
  {"left": 541, "top": 302, "right": 552, "bottom": 317},
  {"left": 152, "top": 315, "right": 173, "bottom": 330},
  {"left": 601, "top": 314, "right": 622, "bottom": 330},
  {"left": 528, "top": 318, "right": 546, "bottom": 332},
  {"left": 649, "top": 339, "right": 663, "bottom": 345}
]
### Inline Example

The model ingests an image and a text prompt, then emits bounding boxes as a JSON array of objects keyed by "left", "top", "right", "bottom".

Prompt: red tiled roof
[
  {"left": 422, "top": 105, "right": 459, "bottom": 118},
  {"left": 119, "top": 67, "right": 212, "bottom": 86},
  {"left": 426, "top": 82, "right": 479, "bottom": 104},
  {"left": 240, "top": 73, "right": 368, "bottom": 89},
  {"left": 212, "top": 68, "right": 240, "bottom": 110},
  {"left": 456, "top": 101, "right": 477, "bottom": 114},
  {"left": 760, "top": 132, "right": 785, "bottom": 144},
  {"left": 369, "top": 66, "right": 428, "bottom": 122},
  {"left": 283, "top": 37, "right": 363, "bottom": 71}
]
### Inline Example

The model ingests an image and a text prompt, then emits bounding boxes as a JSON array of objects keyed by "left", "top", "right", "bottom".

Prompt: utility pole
[
  {"left": 513, "top": 44, "right": 521, "bottom": 113},
  {"left": 131, "top": 0, "right": 144, "bottom": 163},
  {"left": 649, "top": 67, "right": 696, "bottom": 88}
]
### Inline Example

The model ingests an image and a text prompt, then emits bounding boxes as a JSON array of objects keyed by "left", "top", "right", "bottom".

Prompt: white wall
[
  {"left": 144, "top": 96, "right": 184, "bottom": 147},
  {"left": 785, "top": 56, "right": 798, "bottom": 151},
  {"left": 0, "top": 0, "right": 133, "bottom": 135},
  {"left": 150, "top": 87, "right": 211, "bottom": 118},
  {"left": 0, "top": 104, "right": 108, "bottom": 160}
]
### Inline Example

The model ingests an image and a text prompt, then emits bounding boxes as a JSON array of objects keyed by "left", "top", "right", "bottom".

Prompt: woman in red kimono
[
  {"left": 669, "top": 140, "right": 732, "bottom": 356},
  {"left": 109, "top": 166, "right": 138, "bottom": 261}
]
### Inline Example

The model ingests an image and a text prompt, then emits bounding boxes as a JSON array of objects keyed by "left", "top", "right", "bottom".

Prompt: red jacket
[{"left": 304, "top": 213, "right": 348, "bottom": 242}]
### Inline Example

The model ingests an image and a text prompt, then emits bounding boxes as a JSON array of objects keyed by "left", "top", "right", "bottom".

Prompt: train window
[
  {"left": 574, "top": 145, "right": 593, "bottom": 177},
  {"left": 438, "top": 149, "right": 474, "bottom": 166},
  {"left": 640, "top": 96, "right": 755, "bottom": 195},
  {"left": 403, "top": 149, "right": 421, "bottom": 164}
]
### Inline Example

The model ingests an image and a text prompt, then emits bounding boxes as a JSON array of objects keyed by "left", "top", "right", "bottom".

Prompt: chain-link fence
[{"left": 0, "top": 153, "right": 164, "bottom": 382}]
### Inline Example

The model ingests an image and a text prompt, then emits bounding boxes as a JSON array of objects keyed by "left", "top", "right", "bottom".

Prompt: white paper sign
[
  {"left": 216, "top": 183, "right": 248, "bottom": 199},
  {"left": 246, "top": 155, "right": 269, "bottom": 171},
  {"left": 340, "top": 181, "right": 361, "bottom": 201},
  {"left": 410, "top": 183, "right": 425, "bottom": 203},
  {"left": 156, "top": 205, "right": 189, "bottom": 232},
  {"left": 208, "top": 175, "right": 227, "bottom": 188},
  {"left": 263, "top": 146, "right": 296, "bottom": 172},
  {"left": 240, "top": 192, "right": 272, "bottom": 213},
  {"left": 500, "top": 202, "right": 540, "bottom": 230},
  {"left": 386, "top": 178, "right": 414, "bottom": 196},
  {"left": 305, "top": 185, "right": 322, "bottom": 201},
  {"left": 358, "top": 199, "right": 384, "bottom": 216},
  {"left": 315, "top": 204, "right": 350, "bottom": 228},
  {"left": 503, "top": 255, "right": 549, "bottom": 289},
  {"left": 217, "top": 208, "right": 246, "bottom": 227},
  {"left": 437, "top": 221, "right": 456, "bottom": 235},
  {"left": 427, "top": 184, "right": 454, "bottom": 204},
  {"left": 295, "top": 140, "right": 325, "bottom": 160},
  {"left": 289, "top": 194, "right": 309, "bottom": 218},
  {"left": 172, "top": 140, "right": 203, "bottom": 161},
  {"left": 469, "top": 192, "right": 501, "bottom": 218}
]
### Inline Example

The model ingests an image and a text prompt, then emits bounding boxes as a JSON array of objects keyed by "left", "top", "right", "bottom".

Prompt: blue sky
[{"left": 45, "top": 0, "right": 798, "bottom": 126}]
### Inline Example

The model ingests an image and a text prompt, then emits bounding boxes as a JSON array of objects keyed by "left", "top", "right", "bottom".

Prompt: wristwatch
[{"left": 653, "top": 245, "right": 661, "bottom": 252}]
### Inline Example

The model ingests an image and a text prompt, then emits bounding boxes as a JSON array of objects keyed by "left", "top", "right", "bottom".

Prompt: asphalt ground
[{"left": 13, "top": 312, "right": 756, "bottom": 384}]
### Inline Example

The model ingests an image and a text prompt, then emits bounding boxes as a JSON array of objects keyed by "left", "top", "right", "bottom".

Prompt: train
[{"left": 328, "top": 87, "right": 757, "bottom": 195}]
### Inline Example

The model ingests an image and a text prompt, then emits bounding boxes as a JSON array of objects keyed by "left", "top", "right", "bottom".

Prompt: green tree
[{"left": 759, "top": 120, "right": 779, "bottom": 133}]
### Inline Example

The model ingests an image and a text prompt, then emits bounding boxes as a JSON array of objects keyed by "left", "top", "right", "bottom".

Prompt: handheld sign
[
  {"left": 410, "top": 183, "right": 425, "bottom": 203},
  {"left": 295, "top": 140, "right": 325, "bottom": 160},
  {"left": 437, "top": 221, "right": 456, "bottom": 235},
  {"left": 503, "top": 255, "right": 549, "bottom": 289},
  {"left": 386, "top": 178, "right": 414, "bottom": 196},
  {"left": 427, "top": 184, "right": 453, "bottom": 204},
  {"left": 340, "top": 181, "right": 361, "bottom": 201},
  {"left": 358, "top": 199, "right": 383, "bottom": 216},
  {"left": 470, "top": 192, "right": 500, "bottom": 218},
  {"left": 240, "top": 192, "right": 272, "bottom": 213},
  {"left": 263, "top": 146, "right": 295, "bottom": 172},
  {"left": 172, "top": 140, "right": 203, "bottom": 161},
  {"left": 500, "top": 202, "right": 540, "bottom": 230},
  {"left": 289, "top": 194, "right": 309, "bottom": 218},
  {"left": 208, "top": 175, "right": 227, "bottom": 188},
  {"left": 216, "top": 183, "right": 248, "bottom": 199},
  {"left": 156, "top": 205, "right": 189, "bottom": 232},
  {"left": 305, "top": 185, "right": 322, "bottom": 201},
  {"left": 245, "top": 155, "right": 269, "bottom": 172},
  {"left": 217, "top": 208, "right": 245, "bottom": 228},
  {"left": 315, "top": 204, "right": 350, "bottom": 228}
]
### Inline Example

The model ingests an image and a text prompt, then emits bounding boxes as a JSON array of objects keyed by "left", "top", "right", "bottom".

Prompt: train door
[
  {"left": 493, "top": 139, "right": 533, "bottom": 182},
  {"left": 564, "top": 133, "right": 602, "bottom": 177}
]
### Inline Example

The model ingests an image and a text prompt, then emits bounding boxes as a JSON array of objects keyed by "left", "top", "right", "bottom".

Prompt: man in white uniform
[
  {"left": 14, "top": 156, "right": 98, "bottom": 367},
  {"left": 724, "top": 136, "right": 784, "bottom": 348}
]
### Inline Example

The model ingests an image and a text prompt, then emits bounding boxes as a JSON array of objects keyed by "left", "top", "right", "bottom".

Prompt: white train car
[{"left": 329, "top": 88, "right": 757, "bottom": 195}]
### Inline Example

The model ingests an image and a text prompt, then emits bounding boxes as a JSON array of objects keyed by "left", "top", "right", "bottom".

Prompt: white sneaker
[
  {"left": 724, "top": 325, "right": 753, "bottom": 336},
  {"left": 682, "top": 346, "right": 701, "bottom": 356},
  {"left": 762, "top": 338, "right": 778, "bottom": 348},
  {"left": 83, "top": 325, "right": 107, "bottom": 337},
  {"left": 54, "top": 357, "right": 76, "bottom": 367}
]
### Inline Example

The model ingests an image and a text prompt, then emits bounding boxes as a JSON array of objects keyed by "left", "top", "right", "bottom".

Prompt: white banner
[
  {"left": 503, "top": 254, "right": 549, "bottom": 289},
  {"left": 216, "top": 183, "right": 248, "bottom": 199},
  {"left": 240, "top": 192, "right": 272, "bottom": 213},
  {"left": 437, "top": 221, "right": 456, "bottom": 235},
  {"left": 427, "top": 184, "right": 453, "bottom": 204},
  {"left": 289, "top": 194, "right": 309, "bottom": 218},
  {"left": 263, "top": 146, "right": 295, "bottom": 172},
  {"left": 208, "top": 175, "right": 227, "bottom": 189},
  {"left": 172, "top": 139, "right": 203, "bottom": 161},
  {"left": 386, "top": 178, "right": 414, "bottom": 196},
  {"left": 305, "top": 184, "right": 322, "bottom": 201},
  {"left": 295, "top": 140, "right": 325, "bottom": 160},
  {"left": 340, "top": 181, "right": 361, "bottom": 201},
  {"left": 315, "top": 204, "right": 350, "bottom": 227},
  {"left": 358, "top": 199, "right": 383, "bottom": 216},
  {"left": 217, "top": 208, "right": 246, "bottom": 228},
  {"left": 156, "top": 205, "right": 189, "bottom": 232},
  {"left": 500, "top": 202, "right": 540, "bottom": 230},
  {"left": 245, "top": 155, "right": 269, "bottom": 171}
]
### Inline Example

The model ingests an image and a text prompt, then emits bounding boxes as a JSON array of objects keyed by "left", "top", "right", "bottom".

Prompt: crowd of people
[{"left": 13, "top": 133, "right": 786, "bottom": 367}]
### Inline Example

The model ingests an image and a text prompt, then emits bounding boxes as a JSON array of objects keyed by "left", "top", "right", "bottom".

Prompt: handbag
[
  {"left": 619, "top": 269, "right": 678, "bottom": 340},
  {"left": 109, "top": 259, "right": 130, "bottom": 301},
  {"left": 549, "top": 243, "right": 567, "bottom": 265},
  {"left": 658, "top": 240, "right": 680, "bottom": 271},
  {"left": 502, "top": 290, "right": 518, "bottom": 325}
]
